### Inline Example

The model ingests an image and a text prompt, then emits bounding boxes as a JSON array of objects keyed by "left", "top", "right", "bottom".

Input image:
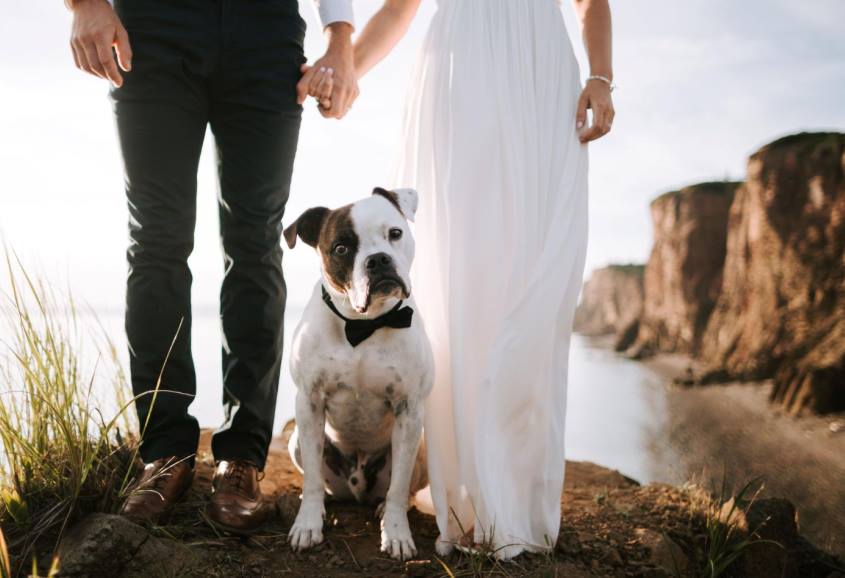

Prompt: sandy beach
[{"left": 642, "top": 353, "right": 845, "bottom": 558}]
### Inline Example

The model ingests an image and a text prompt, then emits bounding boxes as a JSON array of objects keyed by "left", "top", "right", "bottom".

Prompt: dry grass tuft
[{"left": 0, "top": 250, "right": 138, "bottom": 573}]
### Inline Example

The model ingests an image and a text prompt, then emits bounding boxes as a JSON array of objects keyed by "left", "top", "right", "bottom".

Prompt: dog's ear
[
  {"left": 373, "top": 187, "right": 419, "bottom": 222},
  {"left": 283, "top": 207, "right": 330, "bottom": 249}
]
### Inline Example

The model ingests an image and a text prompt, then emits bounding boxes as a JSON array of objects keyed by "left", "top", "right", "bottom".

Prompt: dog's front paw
[
  {"left": 288, "top": 500, "right": 325, "bottom": 551},
  {"left": 380, "top": 507, "right": 417, "bottom": 560}
]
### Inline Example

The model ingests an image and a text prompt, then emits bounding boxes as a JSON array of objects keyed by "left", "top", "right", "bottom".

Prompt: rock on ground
[{"left": 56, "top": 513, "right": 197, "bottom": 578}]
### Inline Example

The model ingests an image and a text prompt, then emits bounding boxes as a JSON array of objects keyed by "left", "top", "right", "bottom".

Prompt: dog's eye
[
  {"left": 388, "top": 228, "right": 403, "bottom": 240},
  {"left": 333, "top": 244, "right": 349, "bottom": 256}
]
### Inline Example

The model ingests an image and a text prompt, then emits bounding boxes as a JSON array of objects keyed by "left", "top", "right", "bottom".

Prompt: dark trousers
[{"left": 111, "top": 0, "right": 305, "bottom": 469}]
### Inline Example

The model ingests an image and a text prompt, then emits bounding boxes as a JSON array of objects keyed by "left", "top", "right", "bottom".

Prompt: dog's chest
[{"left": 317, "top": 341, "right": 415, "bottom": 449}]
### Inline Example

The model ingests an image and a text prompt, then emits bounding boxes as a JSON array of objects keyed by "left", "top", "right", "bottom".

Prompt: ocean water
[{"left": 86, "top": 309, "right": 677, "bottom": 484}]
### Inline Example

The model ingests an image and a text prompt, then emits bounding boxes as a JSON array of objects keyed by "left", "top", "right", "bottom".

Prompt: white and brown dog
[{"left": 282, "top": 187, "right": 433, "bottom": 560}]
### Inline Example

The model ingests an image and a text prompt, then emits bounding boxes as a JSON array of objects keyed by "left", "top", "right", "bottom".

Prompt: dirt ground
[
  {"left": 80, "top": 421, "right": 825, "bottom": 578},
  {"left": 641, "top": 354, "right": 845, "bottom": 559}
]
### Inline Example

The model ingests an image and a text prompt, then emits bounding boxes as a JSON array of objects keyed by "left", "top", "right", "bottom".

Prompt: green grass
[
  {"left": 0, "top": 250, "right": 139, "bottom": 573},
  {"left": 0, "top": 528, "right": 9, "bottom": 578},
  {"left": 431, "top": 510, "right": 559, "bottom": 577},
  {"left": 698, "top": 476, "right": 781, "bottom": 578}
]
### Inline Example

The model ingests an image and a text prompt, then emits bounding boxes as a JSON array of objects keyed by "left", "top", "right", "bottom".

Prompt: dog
[{"left": 283, "top": 187, "right": 433, "bottom": 561}]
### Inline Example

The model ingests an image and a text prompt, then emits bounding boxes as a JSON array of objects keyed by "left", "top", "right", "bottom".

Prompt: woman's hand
[
  {"left": 297, "top": 22, "right": 359, "bottom": 120},
  {"left": 299, "top": 64, "right": 336, "bottom": 111},
  {"left": 576, "top": 78, "right": 614, "bottom": 143}
]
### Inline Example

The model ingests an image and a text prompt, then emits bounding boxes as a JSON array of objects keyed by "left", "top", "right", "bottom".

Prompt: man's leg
[
  {"left": 205, "top": 0, "right": 305, "bottom": 534},
  {"left": 112, "top": 1, "right": 213, "bottom": 466},
  {"left": 209, "top": 1, "right": 305, "bottom": 469}
]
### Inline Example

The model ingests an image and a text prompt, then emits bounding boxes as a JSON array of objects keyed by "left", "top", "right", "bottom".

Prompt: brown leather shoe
[
  {"left": 206, "top": 460, "right": 276, "bottom": 535},
  {"left": 120, "top": 457, "right": 194, "bottom": 525}
]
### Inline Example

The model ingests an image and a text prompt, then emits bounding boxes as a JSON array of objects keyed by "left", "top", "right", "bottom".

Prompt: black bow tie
[{"left": 321, "top": 286, "right": 414, "bottom": 347}]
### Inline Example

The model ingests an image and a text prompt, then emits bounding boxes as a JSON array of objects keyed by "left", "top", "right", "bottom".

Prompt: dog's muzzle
[{"left": 365, "top": 253, "right": 409, "bottom": 298}]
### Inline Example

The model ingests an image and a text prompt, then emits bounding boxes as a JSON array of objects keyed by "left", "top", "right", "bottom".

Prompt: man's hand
[
  {"left": 576, "top": 78, "right": 615, "bottom": 143},
  {"left": 69, "top": 0, "right": 132, "bottom": 87},
  {"left": 296, "top": 22, "right": 358, "bottom": 120}
]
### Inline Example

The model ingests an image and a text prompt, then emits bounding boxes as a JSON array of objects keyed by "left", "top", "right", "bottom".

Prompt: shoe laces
[{"left": 222, "top": 460, "right": 261, "bottom": 494}]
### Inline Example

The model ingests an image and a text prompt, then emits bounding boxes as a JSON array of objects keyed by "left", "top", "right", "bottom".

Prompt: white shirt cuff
[{"left": 315, "top": 0, "right": 355, "bottom": 30}]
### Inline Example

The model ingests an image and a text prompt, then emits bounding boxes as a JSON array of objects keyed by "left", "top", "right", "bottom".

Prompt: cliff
[
  {"left": 701, "top": 132, "right": 845, "bottom": 414},
  {"left": 629, "top": 181, "right": 740, "bottom": 357},
  {"left": 52, "top": 425, "right": 841, "bottom": 578},
  {"left": 579, "top": 132, "right": 845, "bottom": 415},
  {"left": 573, "top": 264, "right": 645, "bottom": 350}
]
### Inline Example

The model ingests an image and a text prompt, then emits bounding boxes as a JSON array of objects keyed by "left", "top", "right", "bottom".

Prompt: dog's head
[{"left": 284, "top": 187, "right": 418, "bottom": 315}]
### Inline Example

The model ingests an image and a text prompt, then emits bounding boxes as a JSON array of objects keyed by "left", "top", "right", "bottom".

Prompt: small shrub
[
  {"left": 0, "top": 251, "right": 138, "bottom": 571},
  {"left": 699, "top": 476, "right": 780, "bottom": 578}
]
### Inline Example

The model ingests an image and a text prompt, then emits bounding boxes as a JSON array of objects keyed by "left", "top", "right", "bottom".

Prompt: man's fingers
[
  {"left": 333, "top": 86, "right": 354, "bottom": 119},
  {"left": 318, "top": 80, "right": 334, "bottom": 106},
  {"left": 296, "top": 68, "right": 317, "bottom": 104},
  {"left": 70, "top": 40, "right": 82, "bottom": 70},
  {"left": 115, "top": 26, "right": 132, "bottom": 72},
  {"left": 328, "top": 88, "right": 348, "bottom": 119},
  {"left": 575, "top": 92, "right": 589, "bottom": 130},
  {"left": 76, "top": 38, "right": 103, "bottom": 78},
  {"left": 81, "top": 39, "right": 107, "bottom": 78},
  {"left": 95, "top": 38, "right": 123, "bottom": 87}
]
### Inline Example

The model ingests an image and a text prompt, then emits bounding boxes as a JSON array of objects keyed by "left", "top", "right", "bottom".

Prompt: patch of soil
[{"left": 53, "top": 421, "right": 843, "bottom": 578}]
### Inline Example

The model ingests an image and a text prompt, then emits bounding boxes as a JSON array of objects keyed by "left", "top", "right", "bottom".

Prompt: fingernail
[
  {"left": 319, "top": 66, "right": 326, "bottom": 73},
  {"left": 576, "top": 120, "right": 584, "bottom": 129}
]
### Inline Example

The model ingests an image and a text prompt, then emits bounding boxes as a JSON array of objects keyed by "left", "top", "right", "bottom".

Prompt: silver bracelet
[{"left": 586, "top": 75, "right": 616, "bottom": 92}]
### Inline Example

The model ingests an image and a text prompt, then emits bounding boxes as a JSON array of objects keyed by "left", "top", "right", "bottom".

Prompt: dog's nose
[{"left": 365, "top": 252, "right": 393, "bottom": 270}]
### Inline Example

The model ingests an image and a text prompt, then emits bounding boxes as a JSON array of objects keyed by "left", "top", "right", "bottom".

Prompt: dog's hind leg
[
  {"left": 323, "top": 435, "right": 356, "bottom": 500},
  {"left": 289, "top": 427, "right": 356, "bottom": 500},
  {"left": 363, "top": 447, "right": 392, "bottom": 507}
]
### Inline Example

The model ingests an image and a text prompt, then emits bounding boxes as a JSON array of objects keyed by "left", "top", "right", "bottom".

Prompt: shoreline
[{"left": 633, "top": 346, "right": 845, "bottom": 558}]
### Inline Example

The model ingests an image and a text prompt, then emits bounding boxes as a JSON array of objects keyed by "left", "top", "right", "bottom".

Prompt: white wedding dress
[{"left": 396, "top": 0, "right": 589, "bottom": 560}]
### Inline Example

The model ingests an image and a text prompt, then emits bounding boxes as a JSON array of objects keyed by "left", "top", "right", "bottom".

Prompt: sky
[
  {"left": 1, "top": 0, "right": 844, "bottom": 315},
  {"left": 0, "top": 1, "right": 843, "bottom": 431}
]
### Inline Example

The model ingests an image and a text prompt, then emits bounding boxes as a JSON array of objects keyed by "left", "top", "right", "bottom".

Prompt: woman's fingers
[
  {"left": 595, "top": 105, "right": 611, "bottom": 134},
  {"left": 579, "top": 123, "right": 604, "bottom": 143},
  {"left": 576, "top": 83, "right": 615, "bottom": 143},
  {"left": 316, "top": 68, "right": 334, "bottom": 99},
  {"left": 575, "top": 91, "right": 589, "bottom": 130},
  {"left": 309, "top": 67, "right": 331, "bottom": 97}
]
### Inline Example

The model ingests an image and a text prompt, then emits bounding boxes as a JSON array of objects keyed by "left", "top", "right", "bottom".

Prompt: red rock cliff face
[
  {"left": 573, "top": 265, "right": 645, "bottom": 350},
  {"left": 631, "top": 182, "right": 740, "bottom": 357},
  {"left": 574, "top": 265, "right": 644, "bottom": 335},
  {"left": 701, "top": 133, "right": 845, "bottom": 414}
]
